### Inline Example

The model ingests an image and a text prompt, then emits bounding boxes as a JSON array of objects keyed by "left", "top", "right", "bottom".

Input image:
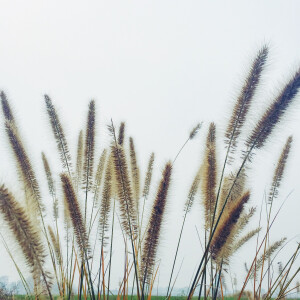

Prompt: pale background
[{"left": 1, "top": 0, "right": 300, "bottom": 293}]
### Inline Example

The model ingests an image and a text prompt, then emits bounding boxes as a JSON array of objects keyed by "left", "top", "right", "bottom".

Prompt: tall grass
[{"left": 0, "top": 46, "right": 300, "bottom": 300}]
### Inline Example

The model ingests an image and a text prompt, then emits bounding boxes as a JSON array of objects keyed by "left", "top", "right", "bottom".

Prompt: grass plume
[
  {"left": 225, "top": 46, "right": 269, "bottom": 151},
  {"left": 98, "top": 154, "right": 113, "bottom": 247},
  {"left": 189, "top": 123, "right": 202, "bottom": 140},
  {"left": 0, "top": 91, "right": 15, "bottom": 122},
  {"left": 82, "top": 100, "right": 96, "bottom": 192},
  {"left": 142, "top": 153, "right": 155, "bottom": 199},
  {"left": 210, "top": 191, "right": 250, "bottom": 261},
  {"left": 129, "top": 137, "right": 141, "bottom": 216},
  {"left": 184, "top": 167, "right": 201, "bottom": 213},
  {"left": 5, "top": 121, "right": 44, "bottom": 215},
  {"left": 76, "top": 130, "right": 84, "bottom": 190},
  {"left": 140, "top": 162, "right": 172, "bottom": 289},
  {"left": 246, "top": 68, "right": 300, "bottom": 149},
  {"left": 250, "top": 238, "right": 287, "bottom": 278},
  {"left": 111, "top": 142, "right": 138, "bottom": 236},
  {"left": 61, "top": 173, "right": 90, "bottom": 259},
  {"left": 201, "top": 123, "right": 217, "bottom": 229},
  {"left": 93, "top": 149, "right": 107, "bottom": 204},
  {"left": 48, "top": 225, "right": 62, "bottom": 265},
  {"left": 42, "top": 152, "right": 58, "bottom": 220},
  {"left": 0, "top": 185, "right": 53, "bottom": 298},
  {"left": 232, "top": 227, "right": 261, "bottom": 253},
  {"left": 45, "top": 95, "right": 73, "bottom": 175},
  {"left": 118, "top": 122, "right": 126, "bottom": 146},
  {"left": 269, "top": 136, "right": 293, "bottom": 203}
]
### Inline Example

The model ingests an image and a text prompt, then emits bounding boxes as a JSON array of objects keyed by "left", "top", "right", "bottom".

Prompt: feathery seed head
[
  {"left": 246, "top": 68, "right": 300, "bottom": 149},
  {"left": 140, "top": 162, "right": 172, "bottom": 285},
  {"left": 189, "top": 122, "right": 203, "bottom": 140},
  {"left": 225, "top": 46, "right": 269, "bottom": 152},
  {"left": 118, "top": 122, "right": 126, "bottom": 146},
  {"left": 210, "top": 191, "right": 250, "bottom": 261},
  {"left": 1, "top": 91, "right": 15, "bottom": 122},
  {"left": 61, "top": 173, "right": 90, "bottom": 259},
  {"left": 142, "top": 152, "right": 155, "bottom": 198}
]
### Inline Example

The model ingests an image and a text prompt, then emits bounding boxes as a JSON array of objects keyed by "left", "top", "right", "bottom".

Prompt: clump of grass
[{"left": 0, "top": 46, "right": 300, "bottom": 300}]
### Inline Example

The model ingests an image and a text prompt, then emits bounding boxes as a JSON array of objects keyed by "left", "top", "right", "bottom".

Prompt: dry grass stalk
[
  {"left": 118, "top": 122, "right": 126, "bottom": 146},
  {"left": 210, "top": 191, "right": 250, "bottom": 261},
  {"left": 232, "top": 227, "right": 261, "bottom": 253},
  {"left": 44, "top": 95, "right": 73, "bottom": 175},
  {"left": 76, "top": 130, "right": 84, "bottom": 190},
  {"left": 0, "top": 185, "right": 53, "bottom": 297},
  {"left": 246, "top": 68, "right": 300, "bottom": 149},
  {"left": 269, "top": 136, "right": 293, "bottom": 203},
  {"left": 98, "top": 154, "right": 113, "bottom": 247},
  {"left": 250, "top": 238, "right": 287, "bottom": 278},
  {"left": 61, "top": 173, "right": 90, "bottom": 259},
  {"left": 0, "top": 91, "right": 15, "bottom": 122},
  {"left": 1, "top": 93, "right": 44, "bottom": 218},
  {"left": 140, "top": 162, "right": 172, "bottom": 286},
  {"left": 184, "top": 167, "right": 201, "bottom": 213},
  {"left": 201, "top": 123, "right": 217, "bottom": 229},
  {"left": 189, "top": 123, "right": 202, "bottom": 140},
  {"left": 225, "top": 46, "right": 268, "bottom": 151},
  {"left": 142, "top": 153, "right": 155, "bottom": 199},
  {"left": 111, "top": 143, "right": 138, "bottom": 236},
  {"left": 93, "top": 149, "right": 107, "bottom": 204},
  {"left": 129, "top": 137, "right": 141, "bottom": 213},
  {"left": 217, "top": 170, "right": 246, "bottom": 218},
  {"left": 5, "top": 121, "right": 44, "bottom": 216},
  {"left": 82, "top": 100, "right": 96, "bottom": 192},
  {"left": 48, "top": 225, "right": 62, "bottom": 265},
  {"left": 215, "top": 207, "right": 257, "bottom": 262},
  {"left": 235, "top": 207, "right": 256, "bottom": 233},
  {"left": 42, "top": 152, "right": 58, "bottom": 220}
]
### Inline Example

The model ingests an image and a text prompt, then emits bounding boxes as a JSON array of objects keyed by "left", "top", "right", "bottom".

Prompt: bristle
[
  {"left": 210, "top": 191, "right": 250, "bottom": 261},
  {"left": 98, "top": 155, "right": 113, "bottom": 248},
  {"left": 118, "top": 122, "right": 126, "bottom": 146},
  {"left": 189, "top": 122, "right": 203, "bottom": 140},
  {"left": 225, "top": 46, "right": 268, "bottom": 151},
  {"left": 142, "top": 153, "right": 155, "bottom": 198},
  {"left": 201, "top": 123, "right": 217, "bottom": 229},
  {"left": 250, "top": 238, "right": 286, "bottom": 278},
  {"left": 269, "top": 136, "right": 293, "bottom": 203},
  {"left": 48, "top": 225, "right": 61, "bottom": 265},
  {"left": 246, "top": 68, "right": 300, "bottom": 149},
  {"left": 0, "top": 91, "right": 15, "bottom": 122},
  {"left": 232, "top": 227, "right": 261, "bottom": 253},
  {"left": 0, "top": 185, "right": 53, "bottom": 295},
  {"left": 93, "top": 149, "right": 107, "bottom": 204},
  {"left": 129, "top": 137, "right": 141, "bottom": 210},
  {"left": 140, "top": 162, "right": 172, "bottom": 285},
  {"left": 82, "top": 100, "right": 96, "bottom": 191},
  {"left": 5, "top": 121, "right": 44, "bottom": 215},
  {"left": 111, "top": 144, "right": 138, "bottom": 236},
  {"left": 184, "top": 167, "right": 201, "bottom": 213},
  {"left": 61, "top": 173, "right": 90, "bottom": 259},
  {"left": 42, "top": 152, "right": 58, "bottom": 220},
  {"left": 44, "top": 95, "right": 73, "bottom": 174},
  {"left": 76, "top": 130, "right": 84, "bottom": 190}
]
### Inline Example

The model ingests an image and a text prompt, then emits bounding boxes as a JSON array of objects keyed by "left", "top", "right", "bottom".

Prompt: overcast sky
[{"left": 1, "top": 0, "right": 300, "bottom": 292}]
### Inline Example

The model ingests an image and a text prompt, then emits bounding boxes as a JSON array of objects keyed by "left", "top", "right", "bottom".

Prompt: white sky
[{"left": 1, "top": 0, "right": 300, "bottom": 293}]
